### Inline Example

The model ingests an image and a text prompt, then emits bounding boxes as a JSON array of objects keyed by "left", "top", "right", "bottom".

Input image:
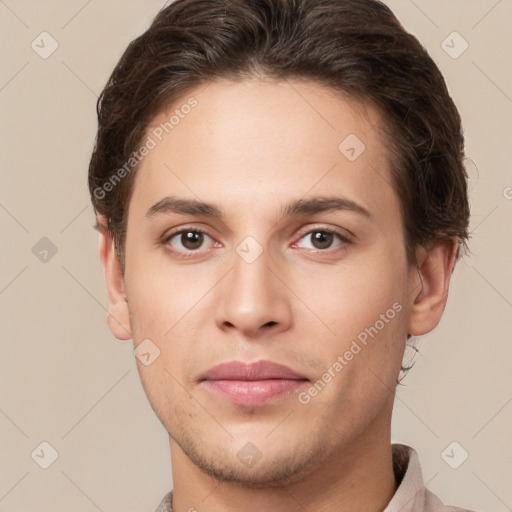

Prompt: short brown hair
[{"left": 88, "top": 0, "right": 470, "bottom": 270}]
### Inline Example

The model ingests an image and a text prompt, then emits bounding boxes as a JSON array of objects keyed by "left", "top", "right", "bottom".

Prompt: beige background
[{"left": 0, "top": 0, "right": 511, "bottom": 510}]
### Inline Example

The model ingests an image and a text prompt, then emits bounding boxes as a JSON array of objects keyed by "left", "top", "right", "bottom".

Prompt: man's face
[{"left": 118, "top": 78, "right": 416, "bottom": 486}]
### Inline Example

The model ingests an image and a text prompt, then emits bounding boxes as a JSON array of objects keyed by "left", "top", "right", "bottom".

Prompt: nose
[{"left": 214, "top": 246, "right": 293, "bottom": 338}]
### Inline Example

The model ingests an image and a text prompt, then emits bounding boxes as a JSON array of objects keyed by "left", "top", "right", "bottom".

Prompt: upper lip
[{"left": 200, "top": 360, "right": 308, "bottom": 381}]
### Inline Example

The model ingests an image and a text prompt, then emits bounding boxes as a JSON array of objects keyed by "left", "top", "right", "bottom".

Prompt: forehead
[{"left": 130, "top": 78, "right": 399, "bottom": 225}]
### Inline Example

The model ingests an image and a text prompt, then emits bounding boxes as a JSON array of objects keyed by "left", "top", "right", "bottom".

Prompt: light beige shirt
[{"left": 155, "top": 444, "right": 473, "bottom": 512}]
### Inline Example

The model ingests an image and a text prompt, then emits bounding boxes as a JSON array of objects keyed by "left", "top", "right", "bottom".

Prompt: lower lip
[{"left": 202, "top": 379, "right": 308, "bottom": 406}]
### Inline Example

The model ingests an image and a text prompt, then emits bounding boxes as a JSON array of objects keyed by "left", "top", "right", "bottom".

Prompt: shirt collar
[{"left": 385, "top": 443, "right": 428, "bottom": 512}]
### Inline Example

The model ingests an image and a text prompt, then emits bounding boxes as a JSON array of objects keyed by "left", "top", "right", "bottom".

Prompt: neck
[{"left": 169, "top": 421, "right": 396, "bottom": 512}]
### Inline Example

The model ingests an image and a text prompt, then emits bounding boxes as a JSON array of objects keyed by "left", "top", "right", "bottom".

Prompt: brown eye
[
  {"left": 295, "top": 229, "right": 348, "bottom": 252},
  {"left": 167, "top": 229, "right": 213, "bottom": 253},
  {"left": 311, "top": 231, "right": 334, "bottom": 249},
  {"left": 180, "top": 231, "right": 204, "bottom": 250}
]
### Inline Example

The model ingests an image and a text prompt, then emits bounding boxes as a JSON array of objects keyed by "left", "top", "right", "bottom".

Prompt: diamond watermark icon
[
  {"left": 31, "top": 31, "right": 59, "bottom": 59},
  {"left": 441, "top": 32, "right": 468, "bottom": 59},
  {"left": 237, "top": 442, "right": 262, "bottom": 468},
  {"left": 236, "top": 236, "right": 263, "bottom": 264},
  {"left": 338, "top": 134, "right": 366, "bottom": 161},
  {"left": 134, "top": 338, "right": 161, "bottom": 366},
  {"left": 32, "top": 237, "right": 58, "bottom": 263},
  {"left": 31, "top": 441, "right": 59, "bottom": 469},
  {"left": 441, "top": 441, "right": 469, "bottom": 469}
]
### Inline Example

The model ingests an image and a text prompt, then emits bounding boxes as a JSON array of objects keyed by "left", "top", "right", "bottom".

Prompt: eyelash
[{"left": 162, "top": 225, "right": 352, "bottom": 259}]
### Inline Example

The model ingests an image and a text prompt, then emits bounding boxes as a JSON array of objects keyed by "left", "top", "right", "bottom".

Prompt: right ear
[{"left": 97, "top": 215, "right": 132, "bottom": 341}]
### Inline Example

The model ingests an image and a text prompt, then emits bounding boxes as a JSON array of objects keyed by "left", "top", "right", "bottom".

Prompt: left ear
[{"left": 407, "top": 237, "right": 459, "bottom": 337}]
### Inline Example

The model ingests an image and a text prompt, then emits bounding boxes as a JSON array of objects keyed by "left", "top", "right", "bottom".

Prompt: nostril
[{"left": 264, "top": 321, "right": 277, "bottom": 328}]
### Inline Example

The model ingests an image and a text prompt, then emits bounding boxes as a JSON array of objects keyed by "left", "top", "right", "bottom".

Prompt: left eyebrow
[
  {"left": 281, "top": 196, "right": 372, "bottom": 220},
  {"left": 145, "top": 195, "right": 372, "bottom": 220}
]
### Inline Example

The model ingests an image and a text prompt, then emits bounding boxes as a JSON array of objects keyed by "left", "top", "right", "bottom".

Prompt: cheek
[
  {"left": 295, "top": 251, "right": 407, "bottom": 341},
  {"left": 294, "top": 247, "right": 409, "bottom": 401},
  {"left": 124, "top": 249, "right": 211, "bottom": 337},
  {"left": 124, "top": 253, "right": 223, "bottom": 388}
]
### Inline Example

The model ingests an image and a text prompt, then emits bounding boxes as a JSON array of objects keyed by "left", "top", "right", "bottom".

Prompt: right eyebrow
[{"left": 146, "top": 196, "right": 222, "bottom": 218}]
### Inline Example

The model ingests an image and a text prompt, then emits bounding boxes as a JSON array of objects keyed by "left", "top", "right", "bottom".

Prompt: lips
[
  {"left": 199, "top": 360, "right": 307, "bottom": 381},
  {"left": 199, "top": 360, "right": 309, "bottom": 406}
]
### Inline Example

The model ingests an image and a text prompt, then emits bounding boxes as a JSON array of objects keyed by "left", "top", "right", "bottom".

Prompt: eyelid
[
  {"left": 163, "top": 224, "right": 214, "bottom": 241},
  {"left": 293, "top": 223, "right": 354, "bottom": 243}
]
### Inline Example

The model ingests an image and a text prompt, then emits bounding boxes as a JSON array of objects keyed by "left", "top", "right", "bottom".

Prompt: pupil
[
  {"left": 182, "top": 231, "right": 203, "bottom": 250},
  {"left": 313, "top": 231, "right": 332, "bottom": 249}
]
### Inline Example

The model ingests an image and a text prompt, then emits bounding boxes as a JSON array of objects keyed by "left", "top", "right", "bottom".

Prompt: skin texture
[{"left": 98, "top": 78, "right": 458, "bottom": 512}]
